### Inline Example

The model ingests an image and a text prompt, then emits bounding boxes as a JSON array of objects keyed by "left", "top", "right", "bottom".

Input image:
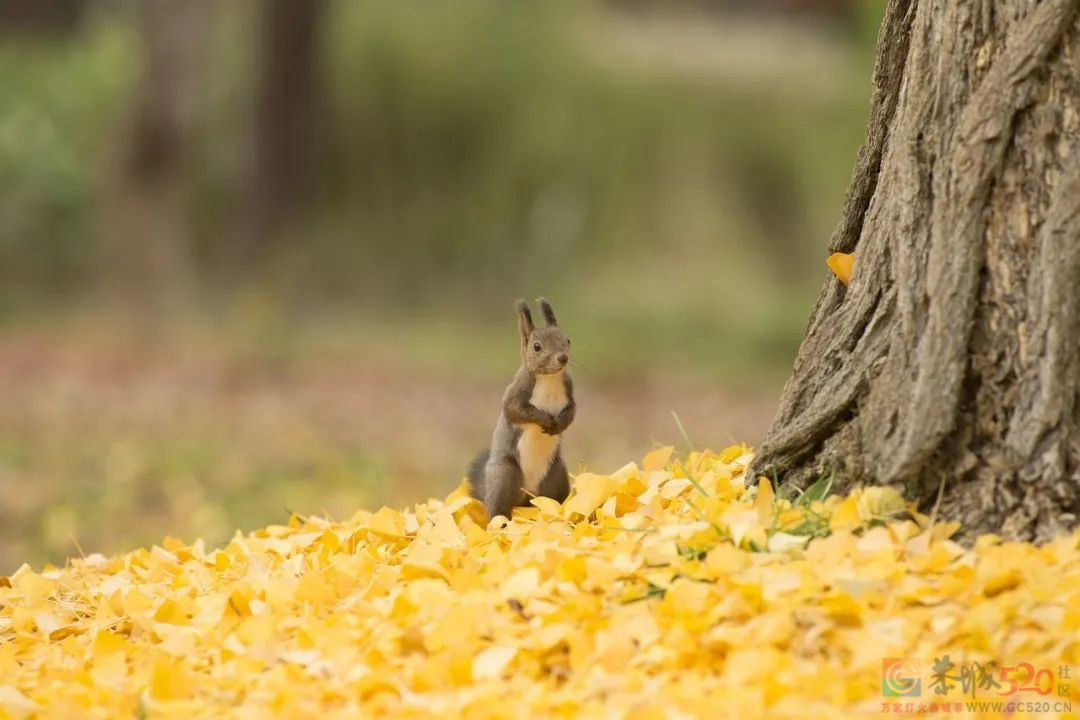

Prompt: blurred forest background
[{"left": 0, "top": 0, "right": 883, "bottom": 570}]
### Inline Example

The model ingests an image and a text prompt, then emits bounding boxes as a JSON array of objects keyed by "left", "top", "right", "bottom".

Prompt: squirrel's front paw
[
  {"left": 540, "top": 414, "right": 560, "bottom": 435},
  {"left": 555, "top": 407, "right": 574, "bottom": 430}
]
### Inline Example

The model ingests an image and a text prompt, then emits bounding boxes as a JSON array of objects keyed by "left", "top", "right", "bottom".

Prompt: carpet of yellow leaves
[{"left": 2, "top": 447, "right": 1078, "bottom": 719}]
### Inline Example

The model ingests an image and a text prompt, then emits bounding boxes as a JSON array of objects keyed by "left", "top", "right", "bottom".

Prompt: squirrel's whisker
[{"left": 569, "top": 358, "right": 595, "bottom": 376}]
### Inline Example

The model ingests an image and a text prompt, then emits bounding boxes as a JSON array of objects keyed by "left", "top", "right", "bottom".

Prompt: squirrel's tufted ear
[
  {"left": 536, "top": 297, "right": 557, "bottom": 327},
  {"left": 516, "top": 299, "right": 534, "bottom": 345}
]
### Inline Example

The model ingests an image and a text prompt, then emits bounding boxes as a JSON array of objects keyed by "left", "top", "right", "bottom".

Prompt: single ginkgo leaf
[
  {"left": 563, "top": 473, "right": 622, "bottom": 518},
  {"left": 0, "top": 685, "right": 37, "bottom": 720},
  {"left": 472, "top": 645, "right": 517, "bottom": 681},
  {"left": 642, "top": 446, "right": 674, "bottom": 473},
  {"left": 826, "top": 252, "right": 855, "bottom": 286}
]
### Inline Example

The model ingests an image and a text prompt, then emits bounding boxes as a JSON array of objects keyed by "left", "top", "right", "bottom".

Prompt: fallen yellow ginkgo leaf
[
  {"left": 0, "top": 685, "right": 36, "bottom": 720},
  {"left": 826, "top": 252, "right": 855, "bottom": 286},
  {"left": 472, "top": 645, "right": 518, "bottom": 681}
]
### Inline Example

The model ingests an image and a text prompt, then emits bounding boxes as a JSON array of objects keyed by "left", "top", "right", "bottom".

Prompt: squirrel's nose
[{"left": 557, "top": 353, "right": 569, "bottom": 366}]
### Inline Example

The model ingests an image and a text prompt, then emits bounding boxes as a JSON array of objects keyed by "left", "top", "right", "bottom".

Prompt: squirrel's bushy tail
[{"left": 466, "top": 449, "right": 489, "bottom": 498}]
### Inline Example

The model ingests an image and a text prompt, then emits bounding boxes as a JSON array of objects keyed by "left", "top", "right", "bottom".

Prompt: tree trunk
[
  {"left": 229, "top": 0, "right": 325, "bottom": 280},
  {"left": 100, "top": 0, "right": 208, "bottom": 316},
  {"left": 0, "top": 0, "right": 83, "bottom": 33},
  {"left": 747, "top": 0, "right": 1080, "bottom": 543}
]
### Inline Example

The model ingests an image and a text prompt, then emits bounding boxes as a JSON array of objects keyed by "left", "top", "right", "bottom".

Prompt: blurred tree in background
[
  {"left": 0, "top": 0, "right": 84, "bottom": 32},
  {"left": 101, "top": 0, "right": 207, "bottom": 313},
  {"left": 234, "top": 0, "right": 325, "bottom": 282}
]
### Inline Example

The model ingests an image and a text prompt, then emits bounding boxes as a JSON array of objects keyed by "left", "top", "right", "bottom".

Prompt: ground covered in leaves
[{"left": 2, "top": 447, "right": 1078, "bottom": 719}]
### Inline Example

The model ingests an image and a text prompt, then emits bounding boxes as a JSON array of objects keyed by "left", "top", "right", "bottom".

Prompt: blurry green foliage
[
  {"left": 310, "top": 1, "right": 873, "bottom": 310},
  {"left": 1, "top": 2, "right": 875, "bottom": 323},
  {"left": 0, "top": 19, "right": 134, "bottom": 308}
]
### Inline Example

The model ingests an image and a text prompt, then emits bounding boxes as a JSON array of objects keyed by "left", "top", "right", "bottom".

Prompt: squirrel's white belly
[{"left": 518, "top": 373, "right": 567, "bottom": 495}]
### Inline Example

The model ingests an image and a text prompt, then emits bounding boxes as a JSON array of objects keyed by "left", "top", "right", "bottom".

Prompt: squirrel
[{"left": 467, "top": 297, "right": 576, "bottom": 521}]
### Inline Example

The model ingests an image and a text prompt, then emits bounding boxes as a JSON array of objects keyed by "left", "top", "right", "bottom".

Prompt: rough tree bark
[{"left": 747, "top": 0, "right": 1080, "bottom": 542}]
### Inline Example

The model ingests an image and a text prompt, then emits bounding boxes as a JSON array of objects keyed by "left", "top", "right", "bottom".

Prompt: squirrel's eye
[{"left": 533, "top": 342, "right": 542, "bottom": 352}]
